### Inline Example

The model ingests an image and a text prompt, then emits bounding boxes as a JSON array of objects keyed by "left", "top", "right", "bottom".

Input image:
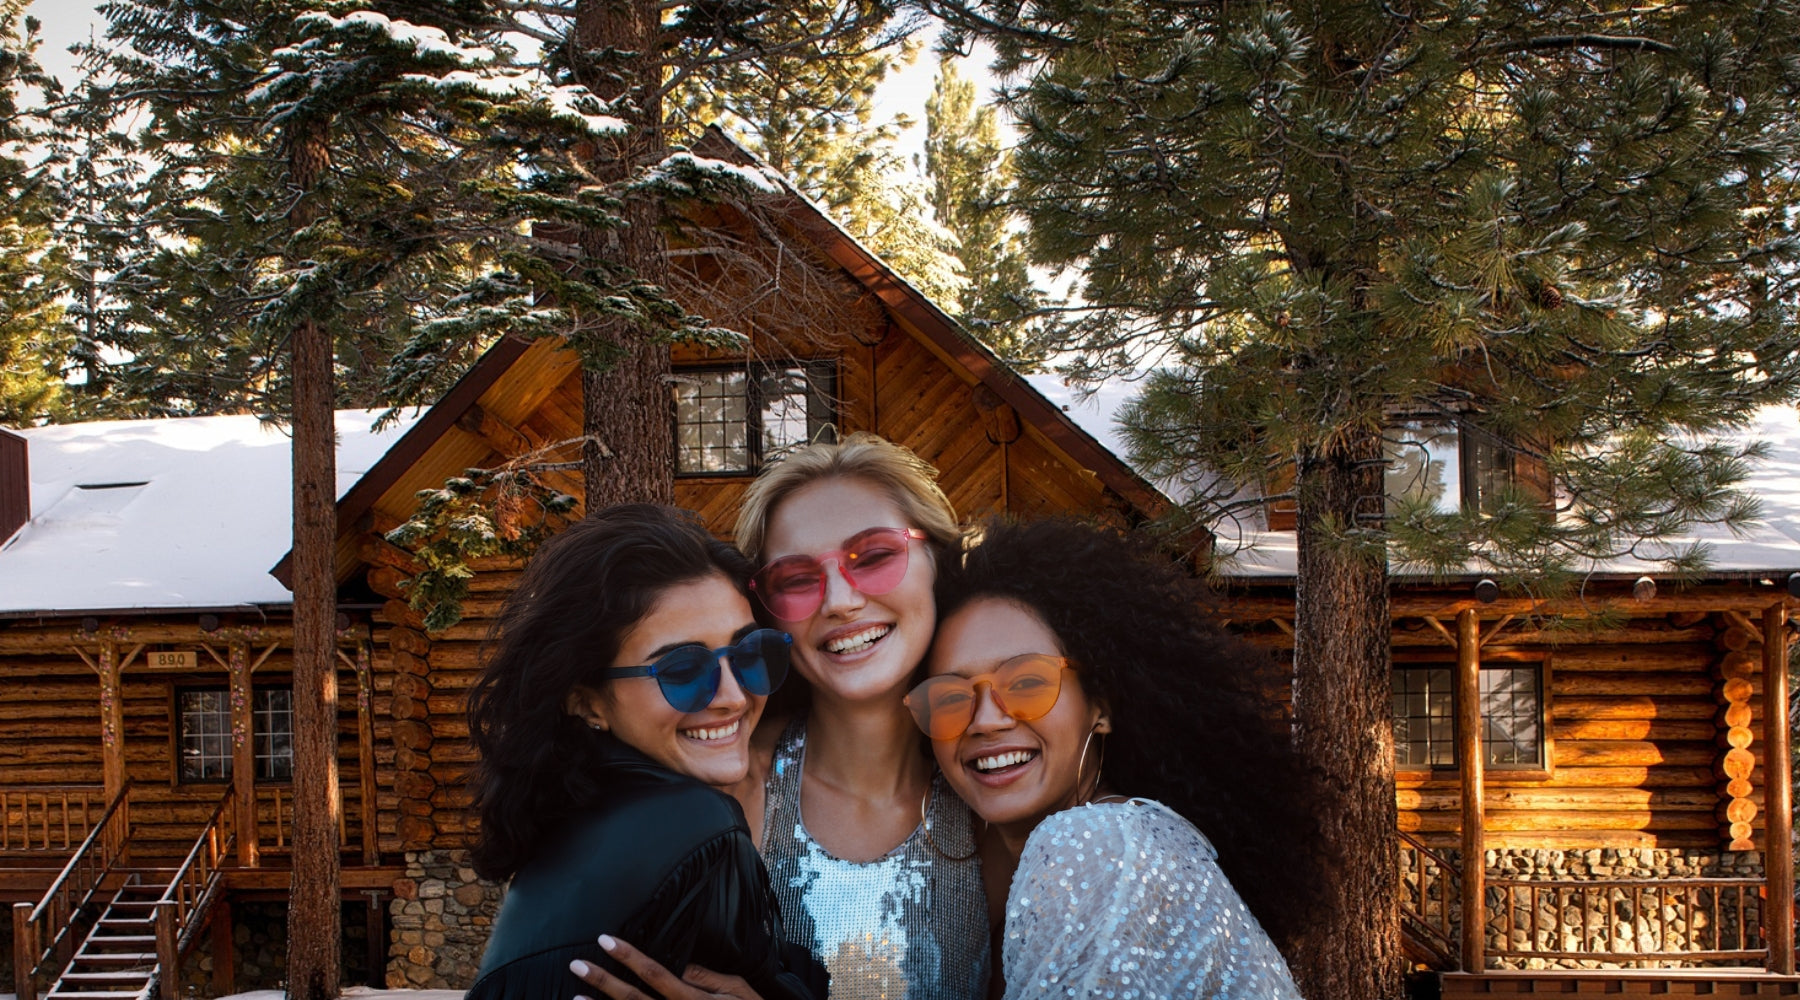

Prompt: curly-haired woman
[{"left": 910, "top": 517, "right": 1325, "bottom": 999}]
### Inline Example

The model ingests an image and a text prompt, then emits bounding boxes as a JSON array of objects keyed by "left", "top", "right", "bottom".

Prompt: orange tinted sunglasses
[{"left": 904, "top": 653, "right": 1076, "bottom": 741}]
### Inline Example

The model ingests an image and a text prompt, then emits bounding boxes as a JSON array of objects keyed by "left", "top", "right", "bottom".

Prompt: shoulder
[{"left": 1019, "top": 798, "right": 1214, "bottom": 869}]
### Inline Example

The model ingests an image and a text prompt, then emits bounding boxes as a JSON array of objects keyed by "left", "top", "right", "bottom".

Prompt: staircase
[
  {"left": 14, "top": 788, "right": 234, "bottom": 1000},
  {"left": 46, "top": 875, "right": 169, "bottom": 1000}
]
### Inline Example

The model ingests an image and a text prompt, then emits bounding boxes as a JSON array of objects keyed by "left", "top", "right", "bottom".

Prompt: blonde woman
[{"left": 574, "top": 435, "right": 991, "bottom": 1000}]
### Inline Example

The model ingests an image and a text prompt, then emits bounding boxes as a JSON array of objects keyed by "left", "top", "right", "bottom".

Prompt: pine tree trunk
[
  {"left": 1288, "top": 430, "right": 1402, "bottom": 1000},
  {"left": 286, "top": 119, "right": 341, "bottom": 1000},
  {"left": 575, "top": 0, "right": 674, "bottom": 508}
]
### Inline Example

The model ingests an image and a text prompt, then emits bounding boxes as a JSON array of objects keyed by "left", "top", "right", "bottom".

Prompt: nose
[
  {"left": 708, "top": 653, "right": 749, "bottom": 713},
  {"left": 816, "top": 557, "right": 865, "bottom": 617},
  {"left": 963, "top": 682, "right": 1015, "bottom": 736}
]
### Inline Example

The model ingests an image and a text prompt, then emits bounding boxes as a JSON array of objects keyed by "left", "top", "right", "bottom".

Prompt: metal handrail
[
  {"left": 11, "top": 781, "right": 131, "bottom": 1000},
  {"left": 152, "top": 788, "right": 235, "bottom": 1000}
]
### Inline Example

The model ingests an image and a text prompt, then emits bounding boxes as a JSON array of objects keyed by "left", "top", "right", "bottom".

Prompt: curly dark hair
[
  {"left": 936, "top": 516, "right": 1331, "bottom": 955},
  {"left": 466, "top": 503, "right": 754, "bottom": 880}
]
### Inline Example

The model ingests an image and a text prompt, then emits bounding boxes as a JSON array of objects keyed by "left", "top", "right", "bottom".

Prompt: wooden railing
[
  {"left": 153, "top": 788, "right": 235, "bottom": 1000},
  {"left": 0, "top": 786, "right": 105, "bottom": 853},
  {"left": 1397, "top": 832, "right": 1460, "bottom": 968},
  {"left": 1487, "top": 876, "right": 1766, "bottom": 964},
  {"left": 11, "top": 781, "right": 131, "bottom": 1000},
  {"left": 257, "top": 783, "right": 354, "bottom": 849}
]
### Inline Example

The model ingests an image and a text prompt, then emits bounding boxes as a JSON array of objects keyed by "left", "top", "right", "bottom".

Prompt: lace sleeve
[{"left": 1001, "top": 800, "right": 1302, "bottom": 1000}]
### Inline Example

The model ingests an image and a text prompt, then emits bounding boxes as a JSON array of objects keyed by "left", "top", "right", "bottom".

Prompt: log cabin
[
  {"left": 0, "top": 133, "right": 1166, "bottom": 999},
  {"left": 0, "top": 128, "right": 1794, "bottom": 997}
]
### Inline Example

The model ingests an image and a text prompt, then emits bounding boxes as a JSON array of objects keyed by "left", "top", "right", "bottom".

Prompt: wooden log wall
[{"left": 0, "top": 620, "right": 371, "bottom": 861}]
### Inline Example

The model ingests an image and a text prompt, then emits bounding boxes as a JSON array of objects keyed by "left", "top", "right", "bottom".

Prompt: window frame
[
  {"left": 172, "top": 683, "right": 296, "bottom": 786},
  {"left": 671, "top": 360, "right": 839, "bottom": 478},
  {"left": 1391, "top": 650, "right": 1554, "bottom": 782}
]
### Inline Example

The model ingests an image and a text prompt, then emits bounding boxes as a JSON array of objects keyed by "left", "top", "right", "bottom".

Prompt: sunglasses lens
[
  {"left": 754, "top": 558, "right": 824, "bottom": 622},
  {"left": 996, "top": 656, "right": 1065, "bottom": 722},
  {"left": 841, "top": 531, "right": 912, "bottom": 595},
  {"left": 730, "top": 630, "right": 791, "bottom": 696},
  {"left": 652, "top": 648, "right": 721, "bottom": 713},
  {"left": 904, "top": 678, "right": 978, "bottom": 741}
]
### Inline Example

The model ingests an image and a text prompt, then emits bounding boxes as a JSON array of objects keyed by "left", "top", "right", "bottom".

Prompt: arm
[{"left": 1001, "top": 803, "right": 1301, "bottom": 1000}]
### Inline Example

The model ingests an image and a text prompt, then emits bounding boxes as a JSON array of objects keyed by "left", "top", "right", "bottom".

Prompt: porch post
[
  {"left": 228, "top": 638, "right": 260, "bottom": 867},
  {"left": 1764, "top": 603, "right": 1793, "bottom": 975},
  {"left": 355, "top": 640, "right": 379, "bottom": 865},
  {"left": 97, "top": 640, "right": 125, "bottom": 801},
  {"left": 1456, "top": 608, "right": 1485, "bottom": 972}
]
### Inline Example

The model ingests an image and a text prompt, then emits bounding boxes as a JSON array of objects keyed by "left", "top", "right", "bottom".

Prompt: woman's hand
[{"left": 571, "top": 936, "right": 765, "bottom": 1000}]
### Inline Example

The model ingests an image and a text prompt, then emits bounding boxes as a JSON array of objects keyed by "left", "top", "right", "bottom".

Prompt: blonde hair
[{"left": 734, "top": 433, "right": 960, "bottom": 564}]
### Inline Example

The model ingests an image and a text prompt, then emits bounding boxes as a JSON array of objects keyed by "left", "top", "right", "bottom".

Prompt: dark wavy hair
[
  {"left": 936, "top": 517, "right": 1330, "bottom": 955},
  {"left": 467, "top": 503, "right": 753, "bottom": 880}
]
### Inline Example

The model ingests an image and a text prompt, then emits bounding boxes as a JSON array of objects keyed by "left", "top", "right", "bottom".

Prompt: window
[
  {"left": 1384, "top": 418, "right": 1532, "bottom": 517},
  {"left": 177, "top": 688, "right": 294, "bottom": 782},
  {"left": 674, "top": 362, "right": 837, "bottom": 475},
  {"left": 1392, "top": 662, "right": 1545, "bottom": 771}
]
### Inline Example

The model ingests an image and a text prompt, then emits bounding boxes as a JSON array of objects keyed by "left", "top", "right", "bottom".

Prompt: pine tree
[
  {"left": 668, "top": 3, "right": 965, "bottom": 311},
  {"left": 924, "top": 52, "right": 1041, "bottom": 365},
  {"left": 0, "top": 9, "right": 71, "bottom": 425},
  {"left": 928, "top": 3, "right": 1800, "bottom": 997}
]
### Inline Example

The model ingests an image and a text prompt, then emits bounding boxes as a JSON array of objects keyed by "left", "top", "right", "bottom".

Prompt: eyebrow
[{"left": 641, "top": 622, "right": 760, "bottom": 661}]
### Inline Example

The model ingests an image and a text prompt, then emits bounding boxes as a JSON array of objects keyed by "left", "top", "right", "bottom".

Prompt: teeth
[
  {"left": 825, "top": 625, "right": 891, "bottom": 654},
  {"left": 974, "top": 750, "right": 1037, "bottom": 772},
  {"left": 682, "top": 720, "right": 740, "bottom": 742}
]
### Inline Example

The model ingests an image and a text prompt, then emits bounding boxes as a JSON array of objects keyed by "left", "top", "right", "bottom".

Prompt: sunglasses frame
[
  {"left": 904, "top": 653, "right": 1078, "bottom": 741},
  {"left": 749, "top": 526, "right": 927, "bottom": 622},
  {"left": 601, "top": 628, "right": 793, "bottom": 713}
]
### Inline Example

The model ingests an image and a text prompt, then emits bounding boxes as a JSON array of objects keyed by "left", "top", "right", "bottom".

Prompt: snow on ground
[{"left": 0, "top": 409, "right": 419, "bottom": 616}]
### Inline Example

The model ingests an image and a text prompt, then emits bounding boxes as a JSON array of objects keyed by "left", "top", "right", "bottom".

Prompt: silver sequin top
[
  {"left": 1003, "top": 799, "right": 1300, "bottom": 999},
  {"left": 761, "top": 719, "right": 991, "bottom": 1000}
]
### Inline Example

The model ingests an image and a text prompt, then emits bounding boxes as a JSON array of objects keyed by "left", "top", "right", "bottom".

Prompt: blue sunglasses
[{"left": 601, "top": 629, "right": 793, "bottom": 713}]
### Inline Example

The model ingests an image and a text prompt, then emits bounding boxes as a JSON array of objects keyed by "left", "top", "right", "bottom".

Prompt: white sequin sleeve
[{"left": 1001, "top": 799, "right": 1303, "bottom": 1000}]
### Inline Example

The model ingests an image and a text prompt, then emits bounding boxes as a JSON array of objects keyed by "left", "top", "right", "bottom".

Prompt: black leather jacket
[{"left": 466, "top": 737, "right": 826, "bottom": 1000}]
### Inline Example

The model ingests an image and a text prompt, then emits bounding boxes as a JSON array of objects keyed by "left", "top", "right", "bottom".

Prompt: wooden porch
[{"left": 1399, "top": 603, "right": 1796, "bottom": 996}]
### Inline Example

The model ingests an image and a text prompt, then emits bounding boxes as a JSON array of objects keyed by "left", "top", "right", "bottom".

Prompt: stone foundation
[
  {"left": 386, "top": 849, "right": 503, "bottom": 989},
  {"left": 1402, "top": 846, "right": 1771, "bottom": 970}
]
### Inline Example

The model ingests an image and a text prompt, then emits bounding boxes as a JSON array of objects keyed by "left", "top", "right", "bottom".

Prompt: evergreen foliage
[
  {"left": 0, "top": 9, "right": 71, "bottom": 425},
  {"left": 924, "top": 52, "right": 1043, "bottom": 366}
]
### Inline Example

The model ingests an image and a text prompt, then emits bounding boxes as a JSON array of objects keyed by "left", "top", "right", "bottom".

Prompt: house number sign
[{"left": 150, "top": 650, "right": 196, "bottom": 670}]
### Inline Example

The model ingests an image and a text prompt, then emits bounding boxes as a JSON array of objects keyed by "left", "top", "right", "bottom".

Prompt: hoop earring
[
  {"left": 920, "top": 782, "right": 978, "bottom": 861},
  {"left": 1075, "top": 727, "right": 1106, "bottom": 805}
]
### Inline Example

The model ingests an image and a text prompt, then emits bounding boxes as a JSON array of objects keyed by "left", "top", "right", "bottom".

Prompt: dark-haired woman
[
  {"left": 465, "top": 504, "right": 826, "bottom": 1000},
  {"left": 911, "top": 518, "right": 1321, "bottom": 999}
]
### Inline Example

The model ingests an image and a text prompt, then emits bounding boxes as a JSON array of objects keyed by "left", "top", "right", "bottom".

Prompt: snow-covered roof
[
  {"left": 0, "top": 410, "right": 418, "bottom": 617},
  {"left": 1017, "top": 381, "right": 1800, "bottom": 581}
]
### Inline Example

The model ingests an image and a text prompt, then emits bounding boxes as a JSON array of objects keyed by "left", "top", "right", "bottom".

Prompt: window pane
[
  {"left": 255, "top": 688, "right": 295, "bottom": 781},
  {"left": 675, "top": 372, "right": 749, "bottom": 473},
  {"left": 1392, "top": 668, "right": 1455, "bottom": 768},
  {"left": 1465, "top": 428, "right": 1515, "bottom": 514},
  {"left": 1481, "top": 666, "right": 1542, "bottom": 768},
  {"left": 1386, "top": 420, "right": 1461, "bottom": 514},
  {"left": 178, "top": 689, "right": 232, "bottom": 782},
  {"left": 759, "top": 368, "right": 813, "bottom": 463}
]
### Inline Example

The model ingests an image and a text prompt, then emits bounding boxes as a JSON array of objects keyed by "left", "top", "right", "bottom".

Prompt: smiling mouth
[
  {"left": 681, "top": 720, "right": 741, "bottom": 742},
  {"left": 972, "top": 750, "right": 1038, "bottom": 774},
  {"left": 824, "top": 624, "right": 891, "bottom": 655}
]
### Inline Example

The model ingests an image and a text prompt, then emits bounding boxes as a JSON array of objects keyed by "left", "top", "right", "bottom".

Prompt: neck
[
  {"left": 803, "top": 693, "right": 931, "bottom": 797},
  {"left": 993, "top": 779, "right": 1121, "bottom": 863}
]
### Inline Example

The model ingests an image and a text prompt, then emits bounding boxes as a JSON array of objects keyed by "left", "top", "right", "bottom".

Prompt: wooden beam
[
  {"left": 97, "top": 642, "right": 124, "bottom": 800},
  {"left": 228, "top": 639, "right": 259, "bottom": 868},
  {"left": 455, "top": 401, "right": 535, "bottom": 458},
  {"left": 1457, "top": 609, "right": 1485, "bottom": 973},
  {"left": 1218, "top": 587, "right": 1797, "bottom": 621},
  {"left": 0, "top": 622, "right": 372, "bottom": 655},
  {"left": 210, "top": 896, "right": 236, "bottom": 996},
  {"left": 353, "top": 641, "right": 379, "bottom": 866},
  {"left": 1764, "top": 603, "right": 1793, "bottom": 975}
]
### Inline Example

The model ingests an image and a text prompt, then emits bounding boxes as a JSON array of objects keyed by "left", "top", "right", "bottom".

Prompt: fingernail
[
  {"left": 598, "top": 934, "right": 617, "bottom": 951},
  {"left": 570, "top": 959, "right": 590, "bottom": 976}
]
